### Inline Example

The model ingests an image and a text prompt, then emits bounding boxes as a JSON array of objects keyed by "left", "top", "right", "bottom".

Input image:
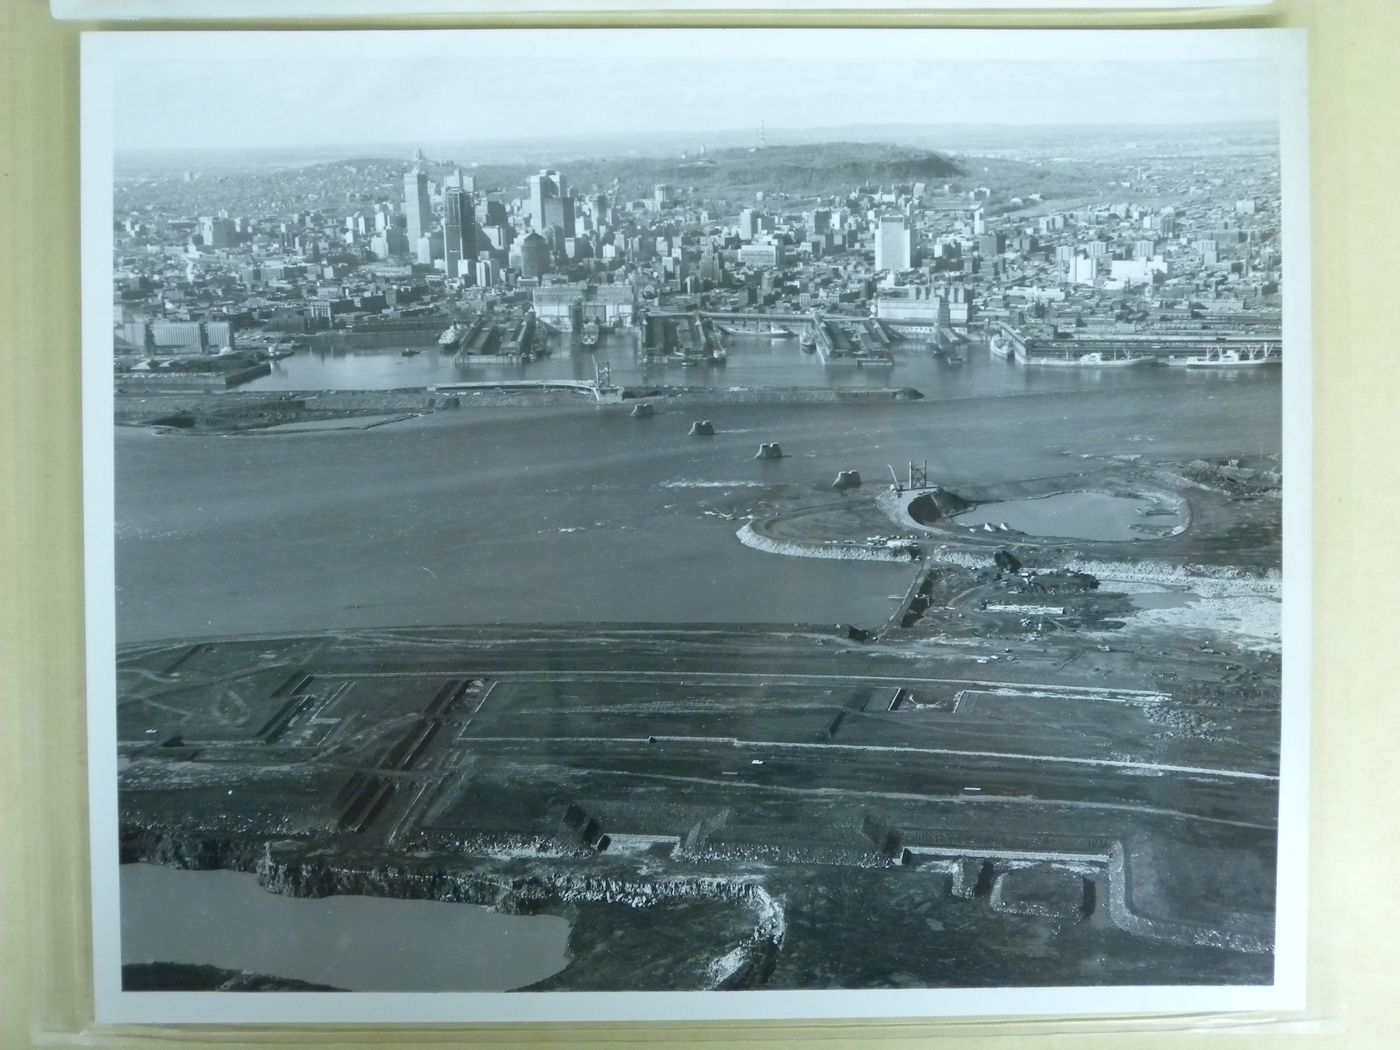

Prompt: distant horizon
[
  {"left": 114, "top": 118, "right": 1280, "bottom": 156},
  {"left": 97, "top": 29, "right": 1287, "bottom": 154},
  {"left": 112, "top": 121, "right": 1281, "bottom": 177}
]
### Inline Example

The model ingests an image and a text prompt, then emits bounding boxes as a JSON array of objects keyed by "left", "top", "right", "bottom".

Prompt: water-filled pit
[
  {"left": 1126, "top": 589, "right": 1202, "bottom": 611},
  {"left": 120, "top": 864, "right": 571, "bottom": 992},
  {"left": 952, "top": 491, "right": 1172, "bottom": 542}
]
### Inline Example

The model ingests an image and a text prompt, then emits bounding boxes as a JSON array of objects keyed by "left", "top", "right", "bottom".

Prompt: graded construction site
[
  {"left": 117, "top": 461, "right": 1281, "bottom": 992},
  {"left": 114, "top": 386, "right": 1284, "bottom": 993}
]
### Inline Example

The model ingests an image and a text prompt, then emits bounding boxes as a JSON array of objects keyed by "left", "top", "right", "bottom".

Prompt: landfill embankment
[{"left": 114, "top": 384, "right": 926, "bottom": 432}]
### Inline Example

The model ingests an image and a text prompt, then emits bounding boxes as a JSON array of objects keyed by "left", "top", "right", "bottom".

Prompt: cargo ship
[
  {"left": 716, "top": 321, "right": 795, "bottom": 338},
  {"left": 1024, "top": 349, "right": 1153, "bottom": 368},
  {"left": 1167, "top": 345, "right": 1280, "bottom": 368}
]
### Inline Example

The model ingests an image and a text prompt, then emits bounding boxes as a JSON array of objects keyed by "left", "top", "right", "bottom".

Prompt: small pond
[
  {"left": 1126, "top": 589, "right": 1202, "bottom": 611},
  {"left": 120, "top": 863, "right": 571, "bottom": 992},
  {"left": 955, "top": 491, "right": 1163, "bottom": 542}
]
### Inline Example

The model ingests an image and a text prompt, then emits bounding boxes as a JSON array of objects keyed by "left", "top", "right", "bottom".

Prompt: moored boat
[
  {"left": 1025, "top": 349, "right": 1153, "bottom": 368},
  {"left": 438, "top": 323, "right": 464, "bottom": 350},
  {"left": 1168, "top": 345, "right": 1280, "bottom": 368},
  {"left": 717, "top": 321, "right": 795, "bottom": 338}
]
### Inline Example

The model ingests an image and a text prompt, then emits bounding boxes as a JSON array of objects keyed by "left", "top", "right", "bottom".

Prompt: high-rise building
[
  {"left": 403, "top": 150, "right": 432, "bottom": 249},
  {"left": 738, "top": 243, "right": 785, "bottom": 269},
  {"left": 443, "top": 186, "right": 476, "bottom": 282},
  {"left": 588, "top": 193, "right": 611, "bottom": 229},
  {"left": 417, "top": 231, "right": 443, "bottom": 266},
  {"left": 477, "top": 199, "right": 508, "bottom": 228},
  {"left": 698, "top": 251, "right": 723, "bottom": 285},
  {"left": 482, "top": 225, "right": 512, "bottom": 252},
  {"left": 874, "top": 216, "right": 912, "bottom": 272},
  {"left": 528, "top": 169, "right": 571, "bottom": 234},
  {"left": 519, "top": 231, "right": 551, "bottom": 278},
  {"left": 738, "top": 208, "right": 759, "bottom": 242},
  {"left": 542, "top": 194, "right": 575, "bottom": 239},
  {"left": 443, "top": 167, "right": 474, "bottom": 193},
  {"left": 198, "top": 216, "right": 236, "bottom": 248}
]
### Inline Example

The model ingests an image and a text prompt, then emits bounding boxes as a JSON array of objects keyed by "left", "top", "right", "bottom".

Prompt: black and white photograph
[{"left": 82, "top": 28, "right": 1310, "bottom": 1024}]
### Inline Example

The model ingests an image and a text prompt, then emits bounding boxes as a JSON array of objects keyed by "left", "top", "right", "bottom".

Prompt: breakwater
[
  {"left": 625, "top": 385, "right": 923, "bottom": 404},
  {"left": 737, "top": 521, "right": 921, "bottom": 563},
  {"left": 115, "top": 383, "right": 927, "bottom": 432},
  {"left": 113, "top": 387, "right": 583, "bottom": 429}
]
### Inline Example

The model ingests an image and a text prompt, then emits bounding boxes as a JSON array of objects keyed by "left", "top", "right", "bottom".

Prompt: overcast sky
[{"left": 99, "top": 29, "right": 1289, "bottom": 153}]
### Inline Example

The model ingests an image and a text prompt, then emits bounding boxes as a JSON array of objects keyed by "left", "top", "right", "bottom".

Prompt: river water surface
[{"left": 115, "top": 339, "right": 1282, "bottom": 643}]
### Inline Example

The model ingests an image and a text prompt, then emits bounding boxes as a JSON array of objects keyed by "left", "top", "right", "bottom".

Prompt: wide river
[{"left": 115, "top": 337, "right": 1283, "bottom": 643}]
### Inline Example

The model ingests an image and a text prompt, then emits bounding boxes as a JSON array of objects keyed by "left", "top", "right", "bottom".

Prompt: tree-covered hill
[{"left": 466, "top": 142, "right": 964, "bottom": 205}]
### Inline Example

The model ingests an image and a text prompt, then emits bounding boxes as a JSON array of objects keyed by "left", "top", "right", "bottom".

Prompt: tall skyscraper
[
  {"left": 519, "top": 231, "right": 550, "bottom": 279},
  {"left": 542, "top": 194, "right": 575, "bottom": 239},
  {"left": 874, "top": 216, "right": 912, "bottom": 272},
  {"left": 528, "top": 169, "right": 572, "bottom": 236},
  {"left": 443, "top": 186, "right": 476, "bottom": 282},
  {"left": 198, "top": 216, "right": 235, "bottom": 248},
  {"left": 443, "top": 167, "right": 474, "bottom": 193},
  {"left": 403, "top": 149, "right": 431, "bottom": 249}
]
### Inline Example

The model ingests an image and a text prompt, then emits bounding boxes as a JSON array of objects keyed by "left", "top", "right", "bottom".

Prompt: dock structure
[
  {"left": 812, "top": 314, "right": 895, "bottom": 367},
  {"left": 647, "top": 308, "right": 811, "bottom": 329},
  {"left": 997, "top": 320, "right": 1282, "bottom": 365},
  {"left": 451, "top": 311, "right": 556, "bottom": 365},
  {"left": 450, "top": 314, "right": 497, "bottom": 357},
  {"left": 879, "top": 319, "right": 965, "bottom": 353},
  {"left": 640, "top": 311, "right": 723, "bottom": 365},
  {"left": 644, "top": 309, "right": 951, "bottom": 366}
]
